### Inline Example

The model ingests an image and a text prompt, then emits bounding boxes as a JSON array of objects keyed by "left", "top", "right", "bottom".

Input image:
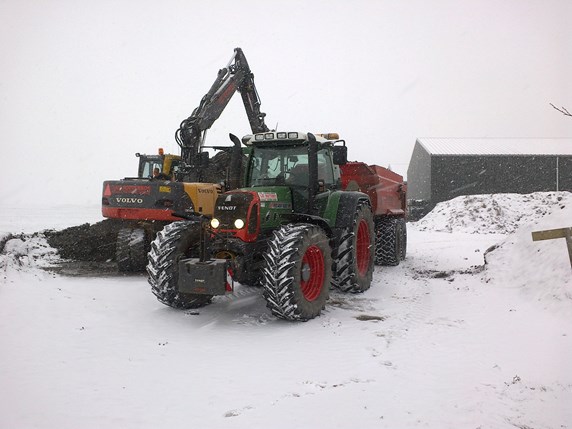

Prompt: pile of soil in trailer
[{"left": 44, "top": 219, "right": 132, "bottom": 276}]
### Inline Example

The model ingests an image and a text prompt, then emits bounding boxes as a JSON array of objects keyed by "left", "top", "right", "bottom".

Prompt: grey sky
[{"left": 0, "top": 0, "right": 570, "bottom": 207}]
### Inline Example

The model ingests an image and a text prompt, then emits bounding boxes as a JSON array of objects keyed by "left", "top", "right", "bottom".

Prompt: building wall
[
  {"left": 558, "top": 156, "right": 572, "bottom": 191},
  {"left": 406, "top": 141, "right": 432, "bottom": 200},
  {"left": 430, "top": 155, "right": 572, "bottom": 203}
]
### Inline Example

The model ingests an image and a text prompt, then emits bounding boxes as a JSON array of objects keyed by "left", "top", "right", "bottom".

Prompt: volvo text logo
[{"left": 115, "top": 197, "right": 143, "bottom": 204}]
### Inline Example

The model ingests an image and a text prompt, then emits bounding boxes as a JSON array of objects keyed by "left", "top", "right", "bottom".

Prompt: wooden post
[
  {"left": 531, "top": 227, "right": 572, "bottom": 269},
  {"left": 566, "top": 228, "right": 572, "bottom": 268}
]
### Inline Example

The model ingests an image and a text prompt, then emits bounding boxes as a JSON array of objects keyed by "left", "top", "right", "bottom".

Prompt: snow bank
[
  {"left": 484, "top": 201, "right": 572, "bottom": 309},
  {"left": 414, "top": 192, "right": 572, "bottom": 234},
  {"left": 412, "top": 192, "right": 572, "bottom": 311},
  {"left": 1, "top": 196, "right": 571, "bottom": 429},
  {"left": 0, "top": 232, "right": 59, "bottom": 276}
]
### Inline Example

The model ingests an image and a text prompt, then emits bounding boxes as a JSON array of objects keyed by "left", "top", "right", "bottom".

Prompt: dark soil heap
[{"left": 45, "top": 219, "right": 120, "bottom": 262}]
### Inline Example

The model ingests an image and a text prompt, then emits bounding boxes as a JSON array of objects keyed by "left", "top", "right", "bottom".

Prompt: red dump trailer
[{"left": 340, "top": 161, "right": 407, "bottom": 265}]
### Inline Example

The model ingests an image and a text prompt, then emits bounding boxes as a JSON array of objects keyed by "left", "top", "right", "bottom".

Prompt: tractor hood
[{"left": 212, "top": 187, "right": 295, "bottom": 242}]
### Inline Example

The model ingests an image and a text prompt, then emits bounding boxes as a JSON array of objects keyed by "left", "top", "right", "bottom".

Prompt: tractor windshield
[{"left": 247, "top": 145, "right": 334, "bottom": 187}]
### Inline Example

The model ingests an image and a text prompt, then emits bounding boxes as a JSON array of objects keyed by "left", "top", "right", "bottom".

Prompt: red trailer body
[{"left": 340, "top": 162, "right": 407, "bottom": 217}]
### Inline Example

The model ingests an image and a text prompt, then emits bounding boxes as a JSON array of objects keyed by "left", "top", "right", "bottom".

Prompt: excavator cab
[{"left": 136, "top": 150, "right": 182, "bottom": 179}]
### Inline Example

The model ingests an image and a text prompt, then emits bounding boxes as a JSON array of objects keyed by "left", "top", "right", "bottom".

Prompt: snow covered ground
[{"left": 1, "top": 193, "right": 571, "bottom": 429}]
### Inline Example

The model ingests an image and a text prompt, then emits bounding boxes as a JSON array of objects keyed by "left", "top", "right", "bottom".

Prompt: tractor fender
[
  {"left": 282, "top": 213, "right": 333, "bottom": 237},
  {"left": 326, "top": 191, "right": 371, "bottom": 230}
]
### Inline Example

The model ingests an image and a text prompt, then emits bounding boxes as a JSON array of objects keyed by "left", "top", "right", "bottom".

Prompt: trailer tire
[
  {"left": 332, "top": 202, "right": 375, "bottom": 293},
  {"left": 398, "top": 218, "right": 407, "bottom": 261},
  {"left": 116, "top": 227, "right": 148, "bottom": 272},
  {"left": 261, "top": 224, "right": 331, "bottom": 321},
  {"left": 147, "top": 221, "right": 212, "bottom": 309},
  {"left": 375, "top": 217, "right": 400, "bottom": 266}
]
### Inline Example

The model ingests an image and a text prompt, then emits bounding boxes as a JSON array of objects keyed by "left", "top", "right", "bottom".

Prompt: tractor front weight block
[{"left": 178, "top": 258, "right": 230, "bottom": 295}]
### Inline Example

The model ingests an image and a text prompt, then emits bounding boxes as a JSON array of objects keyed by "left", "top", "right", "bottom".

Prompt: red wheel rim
[
  {"left": 300, "top": 245, "right": 325, "bottom": 301},
  {"left": 356, "top": 220, "right": 370, "bottom": 276}
]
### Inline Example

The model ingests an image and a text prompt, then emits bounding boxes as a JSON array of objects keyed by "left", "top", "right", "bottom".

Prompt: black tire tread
[
  {"left": 146, "top": 221, "right": 212, "bottom": 309},
  {"left": 261, "top": 224, "right": 331, "bottom": 321},
  {"left": 116, "top": 227, "right": 147, "bottom": 272},
  {"left": 375, "top": 217, "right": 399, "bottom": 266},
  {"left": 332, "top": 202, "right": 375, "bottom": 293}
]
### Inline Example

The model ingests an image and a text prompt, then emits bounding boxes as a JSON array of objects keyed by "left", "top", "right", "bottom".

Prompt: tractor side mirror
[
  {"left": 332, "top": 146, "right": 347, "bottom": 165},
  {"left": 229, "top": 133, "right": 241, "bottom": 147}
]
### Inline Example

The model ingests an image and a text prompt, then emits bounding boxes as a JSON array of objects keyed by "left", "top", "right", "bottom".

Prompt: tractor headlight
[
  {"left": 233, "top": 218, "right": 245, "bottom": 229},
  {"left": 210, "top": 218, "right": 220, "bottom": 229}
]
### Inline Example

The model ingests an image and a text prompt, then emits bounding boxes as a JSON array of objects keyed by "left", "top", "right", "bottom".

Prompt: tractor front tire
[
  {"left": 116, "top": 227, "right": 148, "bottom": 272},
  {"left": 146, "top": 221, "right": 212, "bottom": 309},
  {"left": 332, "top": 202, "right": 375, "bottom": 293},
  {"left": 261, "top": 224, "right": 332, "bottom": 321}
]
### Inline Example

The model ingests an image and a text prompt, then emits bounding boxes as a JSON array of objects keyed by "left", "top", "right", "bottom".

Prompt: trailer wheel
[
  {"left": 261, "top": 224, "right": 331, "bottom": 321},
  {"left": 375, "top": 217, "right": 401, "bottom": 266},
  {"left": 332, "top": 202, "right": 375, "bottom": 293},
  {"left": 147, "top": 221, "right": 212, "bottom": 309},
  {"left": 116, "top": 227, "right": 148, "bottom": 272},
  {"left": 398, "top": 218, "right": 407, "bottom": 261}
]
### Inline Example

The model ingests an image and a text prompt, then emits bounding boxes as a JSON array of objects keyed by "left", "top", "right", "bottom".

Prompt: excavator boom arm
[{"left": 176, "top": 48, "right": 268, "bottom": 181}]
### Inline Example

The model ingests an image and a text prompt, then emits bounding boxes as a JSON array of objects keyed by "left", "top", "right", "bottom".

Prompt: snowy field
[{"left": 1, "top": 193, "right": 571, "bottom": 429}]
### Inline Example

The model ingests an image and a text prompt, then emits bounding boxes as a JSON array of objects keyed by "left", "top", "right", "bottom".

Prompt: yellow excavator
[{"left": 101, "top": 48, "right": 269, "bottom": 271}]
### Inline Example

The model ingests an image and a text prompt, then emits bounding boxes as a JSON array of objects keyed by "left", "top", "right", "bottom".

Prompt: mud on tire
[
  {"left": 332, "top": 202, "right": 375, "bottom": 293},
  {"left": 261, "top": 224, "right": 332, "bottom": 321},
  {"left": 146, "top": 221, "right": 212, "bottom": 309},
  {"left": 116, "top": 228, "right": 148, "bottom": 272}
]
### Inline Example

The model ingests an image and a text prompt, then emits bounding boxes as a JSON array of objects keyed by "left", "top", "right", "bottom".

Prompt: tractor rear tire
[
  {"left": 261, "top": 224, "right": 332, "bottom": 321},
  {"left": 147, "top": 221, "right": 212, "bottom": 309},
  {"left": 375, "top": 217, "right": 402, "bottom": 266},
  {"left": 332, "top": 202, "right": 375, "bottom": 293},
  {"left": 116, "top": 227, "right": 148, "bottom": 272}
]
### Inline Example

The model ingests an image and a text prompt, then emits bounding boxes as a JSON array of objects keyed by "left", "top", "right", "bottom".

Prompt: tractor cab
[
  {"left": 209, "top": 132, "right": 348, "bottom": 245},
  {"left": 241, "top": 132, "right": 346, "bottom": 213}
]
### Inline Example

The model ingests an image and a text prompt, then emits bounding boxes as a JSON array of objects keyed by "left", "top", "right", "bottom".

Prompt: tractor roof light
[
  {"left": 245, "top": 132, "right": 307, "bottom": 145},
  {"left": 315, "top": 133, "right": 339, "bottom": 140},
  {"left": 158, "top": 147, "right": 164, "bottom": 155}
]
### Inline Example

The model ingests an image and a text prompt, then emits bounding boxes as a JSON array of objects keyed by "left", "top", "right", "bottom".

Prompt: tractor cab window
[
  {"left": 248, "top": 146, "right": 334, "bottom": 187},
  {"left": 316, "top": 151, "right": 334, "bottom": 185}
]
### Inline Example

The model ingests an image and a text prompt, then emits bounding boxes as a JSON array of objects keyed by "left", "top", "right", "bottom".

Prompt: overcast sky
[{"left": 1, "top": 0, "right": 570, "bottom": 207}]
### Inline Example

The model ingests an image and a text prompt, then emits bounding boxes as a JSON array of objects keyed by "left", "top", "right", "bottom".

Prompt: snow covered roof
[{"left": 417, "top": 138, "right": 572, "bottom": 156}]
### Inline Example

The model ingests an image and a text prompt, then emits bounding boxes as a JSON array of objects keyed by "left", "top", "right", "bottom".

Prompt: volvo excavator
[{"left": 102, "top": 48, "right": 269, "bottom": 272}]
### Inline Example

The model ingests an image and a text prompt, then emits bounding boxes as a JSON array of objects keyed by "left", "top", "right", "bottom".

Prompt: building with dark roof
[{"left": 407, "top": 138, "right": 572, "bottom": 219}]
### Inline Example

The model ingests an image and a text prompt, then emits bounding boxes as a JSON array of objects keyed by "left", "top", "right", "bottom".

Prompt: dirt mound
[
  {"left": 1, "top": 220, "right": 153, "bottom": 277},
  {"left": 44, "top": 219, "right": 121, "bottom": 262}
]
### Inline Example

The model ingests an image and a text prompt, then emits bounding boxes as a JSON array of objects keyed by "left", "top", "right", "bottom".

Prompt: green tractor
[{"left": 147, "top": 131, "right": 398, "bottom": 321}]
